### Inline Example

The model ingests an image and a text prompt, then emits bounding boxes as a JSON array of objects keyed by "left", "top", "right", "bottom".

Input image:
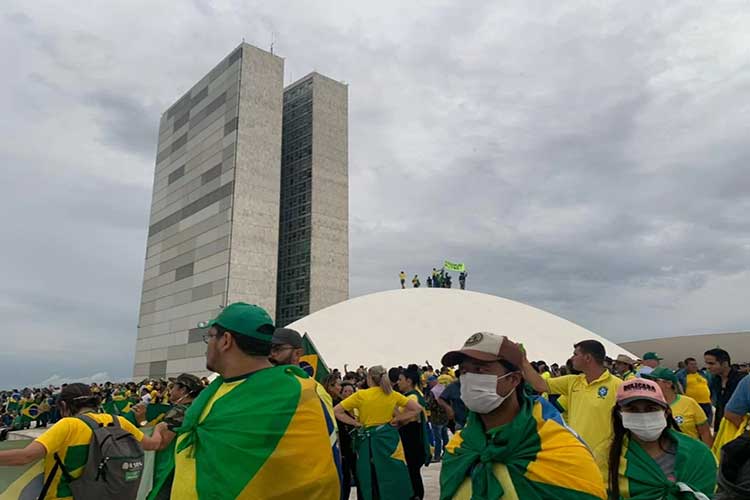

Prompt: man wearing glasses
[
  {"left": 269, "top": 328, "right": 337, "bottom": 434},
  {"left": 171, "top": 302, "right": 341, "bottom": 499}
]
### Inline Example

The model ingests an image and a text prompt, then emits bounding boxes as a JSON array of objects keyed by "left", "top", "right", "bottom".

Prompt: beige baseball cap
[{"left": 441, "top": 332, "right": 524, "bottom": 368}]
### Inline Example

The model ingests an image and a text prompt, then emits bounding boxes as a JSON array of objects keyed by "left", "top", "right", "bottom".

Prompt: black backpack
[{"left": 39, "top": 414, "right": 145, "bottom": 500}]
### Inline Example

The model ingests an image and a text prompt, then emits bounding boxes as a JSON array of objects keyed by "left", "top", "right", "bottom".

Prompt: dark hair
[
  {"left": 388, "top": 367, "right": 401, "bottom": 384},
  {"left": 684, "top": 357, "right": 696, "bottom": 364},
  {"left": 58, "top": 383, "right": 100, "bottom": 415},
  {"left": 574, "top": 340, "right": 606, "bottom": 364},
  {"left": 607, "top": 405, "right": 680, "bottom": 499},
  {"left": 704, "top": 348, "right": 730, "bottom": 365},
  {"left": 322, "top": 373, "right": 340, "bottom": 396},
  {"left": 400, "top": 366, "right": 420, "bottom": 388},
  {"left": 214, "top": 325, "right": 272, "bottom": 356}
]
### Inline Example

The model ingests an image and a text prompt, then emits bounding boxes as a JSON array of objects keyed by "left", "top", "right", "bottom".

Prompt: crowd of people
[
  {"left": 399, "top": 268, "right": 469, "bottom": 290},
  {"left": 1, "top": 301, "right": 749, "bottom": 499}
]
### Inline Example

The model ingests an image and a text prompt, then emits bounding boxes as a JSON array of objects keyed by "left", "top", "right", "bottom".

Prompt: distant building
[
  {"left": 276, "top": 73, "right": 348, "bottom": 326},
  {"left": 134, "top": 44, "right": 348, "bottom": 379},
  {"left": 620, "top": 331, "right": 750, "bottom": 368}
]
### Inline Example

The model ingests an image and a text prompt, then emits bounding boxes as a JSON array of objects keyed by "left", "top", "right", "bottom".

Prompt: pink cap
[{"left": 616, "top": 378, "right": 668, "bottom": 408}]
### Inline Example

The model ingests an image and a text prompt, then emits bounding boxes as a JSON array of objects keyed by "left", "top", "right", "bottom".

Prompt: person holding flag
[
  {"left": 171, "top": 302, "right": 340, "bottom": 499},
  {"left": 439, "top": 332, "right": 606, "bottom": 500}
]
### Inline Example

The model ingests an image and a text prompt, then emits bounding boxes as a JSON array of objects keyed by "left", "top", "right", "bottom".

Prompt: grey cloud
[
  {"left": 86, "top": 90, "right": 161, "bottom": 159},
  {"left": 2, "top": 2, "right": 750, "bottom": 386}
]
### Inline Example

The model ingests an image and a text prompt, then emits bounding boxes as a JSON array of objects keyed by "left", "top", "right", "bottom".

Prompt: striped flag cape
[
  {"left": 440, "top": 394, "right": 607, "bottom": 500},
  {"left": 353, "top": 424, "right": 413, "bottom": 500},
  {"left": 613, "top": 430, "right": 716, "bottom": 499},
  {"left": 174, "top": 365, "right": 340, "bottom": 499}
]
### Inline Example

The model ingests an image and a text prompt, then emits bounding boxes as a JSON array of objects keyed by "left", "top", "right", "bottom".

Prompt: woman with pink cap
[{"left": 598, "top": 377, "right": 716, "bottom": 499}]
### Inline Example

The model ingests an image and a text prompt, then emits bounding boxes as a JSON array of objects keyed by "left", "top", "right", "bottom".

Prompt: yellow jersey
[
  {"left": 547, "top": 370, "right": 622, "bottom": 453},
  {"left": 670, "top": 394, "right": 708, "bottom": 439},
  {"left": 35, "top": 413, "right": 144, "bottom": 500},
  {"left": 684, "top": 373, "right": 711, "bottom": 404},
  {"left": 340, "top": 387, "right": 410, "bottom": 427}
]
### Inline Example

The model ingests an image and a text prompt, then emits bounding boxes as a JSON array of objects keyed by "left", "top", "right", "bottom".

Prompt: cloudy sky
[{"left": 2, "top": 2, "right": 749, "bottom": 387}]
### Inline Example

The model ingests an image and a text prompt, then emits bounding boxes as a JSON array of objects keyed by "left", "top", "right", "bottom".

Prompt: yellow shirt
[
  {"left": 670, "top": 394, "right": 707, "bottom": 439},
  {"left": 547, "top": 371, "right": 622, "bottom": 453},
  {"left": 684, "top": 373, "right": 711, "bottom": 404},
  {"left": 438, "top": 374, "right": 454, "bottom": 386},
  {"left": 340, "top": 387, "right": 410, "bottom": 427},
  {"left": 35, "top": 413, "right": 144, "bottom": 500}
]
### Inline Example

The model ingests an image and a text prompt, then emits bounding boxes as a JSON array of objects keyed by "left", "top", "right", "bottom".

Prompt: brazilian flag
[
  {"left": 122, "top": 403, "right": 172, "bottom": 427},
  {"left": 174, "top": 365, "right": 340, "bottom": 499},
  {"left": 15, "top": 401, "right": 44, "bottom": 425},
  {"left": 441, "top": 395, "right": 607, "bottom": 500},
  {"left": 5, "top": 399, "right": 20, "bottom": 413},
  {"left": 102, "top": 397, "right": 134, "bottom": 416},
  {"left": 354, "top": 424, "right": 413, "bottom": 500},
  {"left": 299, "top": 333, "right": 330, "bottom": 382},
  {"left": 615, "top": 430, "right": 716, "bottom": 499}
]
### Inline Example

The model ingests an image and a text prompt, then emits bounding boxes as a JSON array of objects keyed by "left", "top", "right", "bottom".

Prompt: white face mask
[
  {"left": 621, "top": 410, "right": 667, "bottom": 442},
  {"left": 460, "top": 372, "right": 517, "bottom": 414}
]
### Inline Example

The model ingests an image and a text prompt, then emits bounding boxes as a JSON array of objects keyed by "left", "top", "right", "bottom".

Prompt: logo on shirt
[
  {"left": 675, "top": 416, "right": 684, "bottom": 425},
  {"left": 597, "top": 387, "right": 609, "bottom": 399}
]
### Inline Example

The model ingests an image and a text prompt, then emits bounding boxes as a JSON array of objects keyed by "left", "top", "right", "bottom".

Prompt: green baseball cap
[
  {"left": 643, "top": 367, "right": 678, "bottom": 387},
  {"left": 642, "top": 352, "right": 663, "bottom": 361},
  {"left": 200, "top": 302, "right": 275, "bottom": 342}
]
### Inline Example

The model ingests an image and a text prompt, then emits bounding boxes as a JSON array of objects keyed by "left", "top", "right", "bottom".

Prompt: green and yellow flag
[
  {"left": 0, "top": 440, "right": 43, "bottom": 500},
  {"left": 441, "top": 395, "right": 607, "bottom": 500},
  {"left": 354, "top": 424, "right": 413, "bottom": 500},
  {"left": 101, "top": 396, "right": 134, "bottom": 416},
  {"left": 299, "top": 333, "right": 330, "bottom": 382},
  {"left": 443, "top": 260, "right": 465, "bottom": 272},
  {"left": 173, "top": 365, "right": 340, "bottom": 499},
  {"left": 121, "top": 403, "right": 171, "bottom": 427},
  {"left": 613, "top": 430, "right": 715, "bottom": 499}
]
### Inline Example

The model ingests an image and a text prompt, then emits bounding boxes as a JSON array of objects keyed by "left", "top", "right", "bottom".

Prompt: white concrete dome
[{"left": 288, "top": 288, "right": 635, "bottom": 370}]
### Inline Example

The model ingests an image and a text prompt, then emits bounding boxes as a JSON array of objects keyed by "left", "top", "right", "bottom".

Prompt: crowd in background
[{"left": 1, "top": 301, "right": 750, "bottom": 499}]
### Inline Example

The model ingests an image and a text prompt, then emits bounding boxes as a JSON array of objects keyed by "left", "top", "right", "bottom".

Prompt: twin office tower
[{"left": 134, "top": 44, "right": 348, "bottom": 379}]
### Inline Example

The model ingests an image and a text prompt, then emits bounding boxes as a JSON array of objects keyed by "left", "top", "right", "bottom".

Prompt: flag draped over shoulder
[
  {"left": 299, "top": 333, "right": 330, "bottom": 382},
  {"left": 353, "top": 424, "right": 413, "bottom": 500},
  {"left": 615, "top": 430, "right": 716, "bottom": 499},
  {"left": 440, "top": 395, "right": 606, "bottom": 500},
  {"left": 175, "top": 365, "right": 339, "bottom": 500}
]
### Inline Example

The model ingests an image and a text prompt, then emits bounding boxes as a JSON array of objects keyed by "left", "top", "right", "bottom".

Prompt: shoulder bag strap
[{"left": 37, "top": 452, "right": 71, "bottom": 500}]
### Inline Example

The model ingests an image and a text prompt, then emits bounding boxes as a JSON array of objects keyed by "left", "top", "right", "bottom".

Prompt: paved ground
[{"left": 349, "top": 461, "right": 442, "bottom": 500}]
